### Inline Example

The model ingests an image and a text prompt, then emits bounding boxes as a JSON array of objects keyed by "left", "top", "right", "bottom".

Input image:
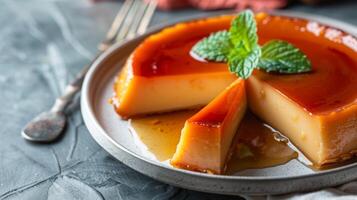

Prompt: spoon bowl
[{"left": 21, "top": 111, "right": 66, "bottom": 142}]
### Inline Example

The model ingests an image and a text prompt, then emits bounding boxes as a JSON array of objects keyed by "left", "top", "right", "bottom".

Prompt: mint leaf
[
  {"left": 259, "top": 40, "right": 312, "bottom": 73},
  {"left": 227, "top": 10, "right": 260, "bottom": 79},
  {"left": 192, "top": 30, "right": 232, "bottom": 62},
  {"left": 228, "top": 45, "right": 261, "bottom": 79},
  {"left": 229, "top": 10, "right": 258, "bottom": 53}
]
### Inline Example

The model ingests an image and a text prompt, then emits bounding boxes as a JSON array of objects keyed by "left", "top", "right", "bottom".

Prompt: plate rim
[{"left": 81, "top": 11, "right": 357, "bottom": 195}]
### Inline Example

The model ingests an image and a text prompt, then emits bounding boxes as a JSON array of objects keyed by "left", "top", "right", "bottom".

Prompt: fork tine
[
  {"left": 137, "top": 0, "right": 157, "bottom": 35},
  {"left": 99, "top": 0, "right": 156, "bottom": 51},
  {"left": 126, "top": 1, "right": 149, "bottom": 39},
  {"left": 98, "top": 0, "right": 134, "bottom": 51},
  {"left": 106, "top": 0, "right": 133, "bottom": 41},
  {"left": 115, "top": 0, "right": 142, "bottom": 42},
  {"left": 116, "top": 0, "right": 157, "bottom": 42}
]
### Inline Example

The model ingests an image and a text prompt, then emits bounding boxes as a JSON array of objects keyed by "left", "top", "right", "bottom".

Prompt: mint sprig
[{"left": 192, "top": 10, "right": 312, "bottom": 79}]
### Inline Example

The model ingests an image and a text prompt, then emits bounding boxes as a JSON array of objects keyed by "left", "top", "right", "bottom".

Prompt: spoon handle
[
  {"left": 50, "top": 51, "right": 104, "bottom": 113},
  {"left": 50, "top": 65, "right": 90, "bottom": 113}
]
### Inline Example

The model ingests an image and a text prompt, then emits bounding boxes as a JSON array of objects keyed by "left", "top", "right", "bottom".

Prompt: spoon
[
  {"left": 21, "top": 67, "right": 87, "bottom": 142},
  {"left": 21, "top": 0, "right": 156, "bottom": 142}
]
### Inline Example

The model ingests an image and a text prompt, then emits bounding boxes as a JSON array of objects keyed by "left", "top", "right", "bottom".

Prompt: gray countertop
[{"left": 0, "top": 0, "right": 356, "bottom": 199}]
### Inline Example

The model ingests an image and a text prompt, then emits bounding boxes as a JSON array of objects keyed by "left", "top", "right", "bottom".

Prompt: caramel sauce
[
  {"left": 129, "top": 111, "right": 196, "bottom": 161},
  {"left": 226, "top": 113, "right": 298, "bottom": 174},
  {"left": 256, "top": 16, "right": 357, "bottom": 114},
  {"left": 131, "top": 14, "right": 357, "bottom": 114},
  {"left": 130, "top": 111, "right": 297, "bottom": 174},
  {"left": 131, "top": 16, "right": 232, "bottom": 77}
]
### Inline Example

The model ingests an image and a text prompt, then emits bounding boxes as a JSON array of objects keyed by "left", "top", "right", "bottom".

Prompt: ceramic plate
[{"left": 81, "top": 11, "right": 357, "bottom": 195}]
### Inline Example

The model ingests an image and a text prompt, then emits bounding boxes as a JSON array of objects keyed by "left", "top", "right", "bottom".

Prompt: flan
[
  {"left": 248, "top": 15, "right": 357, "bottom": 166},
  {"left": 114, "top": 13, "right": 357, "bottom": 167},
  {"left": 113, "top": 16, "right": 237, "bottom": 118},
  {"left": 171, "top": 79, "right": 246, "bottom": 174}
]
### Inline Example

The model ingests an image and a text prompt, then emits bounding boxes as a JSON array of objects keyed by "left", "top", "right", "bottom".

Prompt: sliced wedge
[{"left": 171, "top": 79, "right": 247, "bottom": 174}]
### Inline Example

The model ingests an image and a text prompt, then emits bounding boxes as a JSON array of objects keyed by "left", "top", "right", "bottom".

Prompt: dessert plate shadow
[{"left": 81, "top": 11, "right": 357, "bottom": 195}]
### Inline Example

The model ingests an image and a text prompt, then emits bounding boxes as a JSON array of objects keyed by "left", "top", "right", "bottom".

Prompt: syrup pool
[{"left": 130, "top": 111, "right": 297, "bottom": 174}]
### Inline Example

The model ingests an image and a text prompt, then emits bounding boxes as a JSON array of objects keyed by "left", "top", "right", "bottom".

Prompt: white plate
[{"left": 81, "top": 11, "right": 357, "bottom": 195}]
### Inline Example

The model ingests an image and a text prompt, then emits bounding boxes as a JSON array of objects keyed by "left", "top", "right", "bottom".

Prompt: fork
[{"left": 21, "top": 0, "right": 157, "bottom": 142}]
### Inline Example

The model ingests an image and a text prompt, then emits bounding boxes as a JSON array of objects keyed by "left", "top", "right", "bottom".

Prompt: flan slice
[
  {"left": 171, "top": 79, "right": 246, "bottom": 174},
  {"left": 248, "top": 15, "right": 357, "bottom": 166},
  {"left": 113, "top": 16, "right": 236, "bottom": 118}
]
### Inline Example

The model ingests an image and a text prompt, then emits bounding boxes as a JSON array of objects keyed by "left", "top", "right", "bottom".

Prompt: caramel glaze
[
  {"left": 130, "top": 111, "right": 297, "bottom": 174},
  {"left": 256, "top": 15, "right": 357, "bottom": 115},
  {"left": 130, "top": 111, "right": 196, "bottom": 161},
  {"left": 131, "top": 14, "right": 357, "bottom": 114},
  {"left": 131, "top": 16, "right": 231, "bottom": 76}
]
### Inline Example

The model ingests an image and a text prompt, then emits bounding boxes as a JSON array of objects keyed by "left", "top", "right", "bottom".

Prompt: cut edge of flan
[{"left": 171, "top": 79, "right": 247, "bottom": 174}]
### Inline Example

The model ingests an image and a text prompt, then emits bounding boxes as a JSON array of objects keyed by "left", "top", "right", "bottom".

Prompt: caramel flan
[
  {"left": 171, "top": 79, "right": 246, "bottom": 174},
  {"left": 114, "top": 13, "right": 357, "bottom": 168}
]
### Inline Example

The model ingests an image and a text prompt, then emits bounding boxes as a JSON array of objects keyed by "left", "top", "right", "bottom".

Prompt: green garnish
[
  {"left": 192, "top": 10, "right": 311, "bottom": 79},
  {"left": 193, "top": 31, "right": 232, "bottom": 62},
  {"left": 259, "top": 40, "right": 311, "bottom": 73}
]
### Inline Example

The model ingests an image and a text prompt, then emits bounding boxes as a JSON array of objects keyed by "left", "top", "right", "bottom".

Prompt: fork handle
[{"left": 50, "top": 53, "right": 102, "bottom": 113}]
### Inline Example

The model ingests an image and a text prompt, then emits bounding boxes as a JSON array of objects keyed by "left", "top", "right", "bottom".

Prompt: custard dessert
[{"left": 112, "top": 11, "right": 357, "bottom": 173}]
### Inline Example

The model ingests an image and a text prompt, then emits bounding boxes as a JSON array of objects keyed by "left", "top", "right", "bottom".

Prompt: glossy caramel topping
[
  {"left": 255, "top": 15, "right": 357, "bottom": 114},
  {"left": 131, "top": 16, "right": 231, "bottom": 77},
  {"left": 130, "top": 111, "right": 296, "bottom": 173}
]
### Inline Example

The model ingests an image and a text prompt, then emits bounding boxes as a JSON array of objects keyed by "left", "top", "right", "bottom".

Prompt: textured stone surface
[{"left": 0, "top": 0, "right": 356, "bottom": 199}]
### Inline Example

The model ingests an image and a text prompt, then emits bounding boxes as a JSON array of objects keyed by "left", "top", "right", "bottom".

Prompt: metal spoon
[
  {"left": 21, "top": 0, "right": 156, "bottom": 142},
  {"left": 21, "top": 67, "right": 87, "bottom": 142}
]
